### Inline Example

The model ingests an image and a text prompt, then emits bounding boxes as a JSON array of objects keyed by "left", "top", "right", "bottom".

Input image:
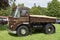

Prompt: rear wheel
[
  {"left": 17, "top": 25, "right": 29, "bottom": 36},
  {"left": 44, "top": 24, "right": 55, "bottom": 34}
]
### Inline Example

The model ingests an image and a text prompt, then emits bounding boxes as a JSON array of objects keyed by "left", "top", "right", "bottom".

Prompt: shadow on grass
[
  {"left": 9, "top": 33, "right": 28, "bottom": 37},
  {"left": 8, "top": 33, "right": 18, "bottom": 37},
  {"left": 9, "top": 29, "right": 44, "bottom": 37},
  {"left": 0, "top": 25, "right": 7, "bottom": 31}
]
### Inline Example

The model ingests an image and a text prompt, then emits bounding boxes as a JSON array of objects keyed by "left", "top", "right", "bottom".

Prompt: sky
[{"left": 11, "top": 0, "right": 60, "bottom": 8}]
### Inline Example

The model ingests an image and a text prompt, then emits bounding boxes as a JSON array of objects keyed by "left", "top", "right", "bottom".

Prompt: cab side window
[{"left": 20, "top": 10, "right": 27, "bottom": 16}]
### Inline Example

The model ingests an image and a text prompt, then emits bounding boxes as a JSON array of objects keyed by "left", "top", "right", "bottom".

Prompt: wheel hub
[
  {"left": 21, "top": 29, "right": 26, "bottom": 35},
  {"left": 48, "top": 28, "right": 51, "bottom": 31}
]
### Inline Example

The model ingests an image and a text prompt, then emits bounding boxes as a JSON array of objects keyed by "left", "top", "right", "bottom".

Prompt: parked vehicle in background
[
  {"left": 0, "top": 0, "right": 9, "bottom": 25},
  {"left": 0, "top": 16, "right": 8, "bottom": 25}
]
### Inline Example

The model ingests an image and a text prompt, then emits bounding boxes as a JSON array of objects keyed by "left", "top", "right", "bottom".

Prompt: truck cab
[{"left": 8, "top": 6, "right": 30, "bottom": 36}]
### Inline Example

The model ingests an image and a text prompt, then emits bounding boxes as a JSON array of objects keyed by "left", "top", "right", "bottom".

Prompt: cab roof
[{"left": 19, "top": 6, "right": 29, "bottom": 10}]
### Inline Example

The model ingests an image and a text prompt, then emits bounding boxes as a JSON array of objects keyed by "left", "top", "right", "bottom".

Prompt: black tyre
[
  {"left": 17, "top": 25, "right": 29, "bottom": 36},
  {"left": 44, "top": 24, "right": 55, "bottom": 34}
]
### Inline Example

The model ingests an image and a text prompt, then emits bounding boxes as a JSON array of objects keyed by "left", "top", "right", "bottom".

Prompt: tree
[
  {"left": 0, "top": 0, "right": 10, "bottom": 16},
  {"left": 30, "top": 7, "right": 41, "bottom": 15},
  {"left": 0, "top": 0, "right": 9, "bottom": 10},
  {"left": 0, "top": 7, "right": 10, "bottom": 16},
  {"left": 0, "top": 1, "right": 16, "bottom": 16},
  {"left": 47, "top": 0, "right": 60, "bottom": 17},
  {"left": 30, "top": 3, "right": 41, "bottom": 15},
  {"left": 30, "top": 4, "right": 47, "bottom": 15},
  {"left": 18, "top": 3, "right": 24, "bottom": 7},
  {"left": 12, "top": 2, "right": 16, "bottom": 8}
]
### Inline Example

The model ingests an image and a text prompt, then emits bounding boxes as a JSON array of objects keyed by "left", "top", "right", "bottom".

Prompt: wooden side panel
[{"left": 30, "top": 17, "right": 56, "bottom": 23}]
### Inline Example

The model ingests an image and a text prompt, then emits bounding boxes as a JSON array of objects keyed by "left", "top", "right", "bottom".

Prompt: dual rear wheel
[{"left": 44, "top": 24, "right": 55, "bottom": 34}]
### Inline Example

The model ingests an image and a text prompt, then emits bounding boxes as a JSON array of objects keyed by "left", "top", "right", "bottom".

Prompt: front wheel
[
  {"left": 44, "top": 24, "right": 55, "bottom": 34},
  {"left": 17, "top": 25, "right": 29, "bottom": 36}
]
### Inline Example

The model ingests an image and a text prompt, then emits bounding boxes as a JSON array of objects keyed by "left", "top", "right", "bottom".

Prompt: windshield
[
  {"left": 10, "top": 8, "right": 16, "bottom": 17},
  {"left": 10, "top": 7, "right": 20, "bottom": 18}
]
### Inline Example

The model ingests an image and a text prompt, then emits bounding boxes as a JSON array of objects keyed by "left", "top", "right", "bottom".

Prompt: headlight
[{"left": 11, "top": 25, "right": 13, "bottom": 28}]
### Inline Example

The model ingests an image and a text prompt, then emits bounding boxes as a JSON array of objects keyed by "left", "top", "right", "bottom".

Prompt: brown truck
[{"left": 7, "top": 6, "right": 60, "bottom": 36}]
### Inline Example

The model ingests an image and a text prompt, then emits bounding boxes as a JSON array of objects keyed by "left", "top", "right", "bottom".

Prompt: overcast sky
[{"left": 14, "top": 0, "right": 60, "bottom": 8}]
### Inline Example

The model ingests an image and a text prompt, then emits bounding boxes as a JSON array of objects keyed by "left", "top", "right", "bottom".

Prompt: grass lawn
[{"left": 0, "top": 24, "right": 60, "bottom": 40}]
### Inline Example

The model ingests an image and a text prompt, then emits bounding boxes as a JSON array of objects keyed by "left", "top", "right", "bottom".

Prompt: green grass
[{"left": 0, "top": 24, "right": 60, "bottom": 40}]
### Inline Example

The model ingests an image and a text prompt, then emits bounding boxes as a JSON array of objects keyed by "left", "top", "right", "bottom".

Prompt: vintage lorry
[{"left": 7, "top": 6, "right": 60, "bottom": 36}]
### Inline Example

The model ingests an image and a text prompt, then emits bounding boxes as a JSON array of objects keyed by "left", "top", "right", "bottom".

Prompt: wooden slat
[{"left": 30, "top": 17, "right": 56, "bottom": 23}]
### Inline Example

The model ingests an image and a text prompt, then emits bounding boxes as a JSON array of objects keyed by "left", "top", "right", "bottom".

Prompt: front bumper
[{"left": 7, "top": 29, "right": 17, "bottom": 34}]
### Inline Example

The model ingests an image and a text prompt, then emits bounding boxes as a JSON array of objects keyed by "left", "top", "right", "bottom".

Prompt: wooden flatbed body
[{"left": 30, "top": 15, "right": 57, "bottom": 23}]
